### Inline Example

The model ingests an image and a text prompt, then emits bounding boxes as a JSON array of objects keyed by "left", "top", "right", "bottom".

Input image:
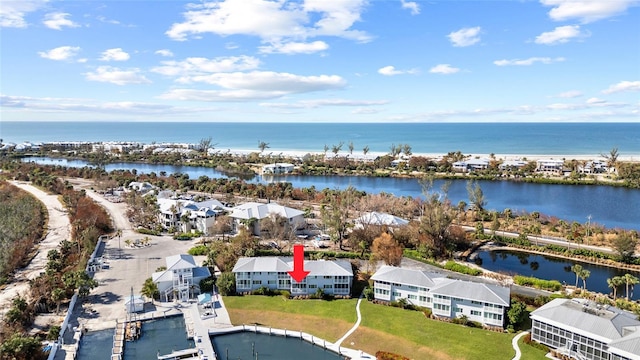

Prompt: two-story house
[
  {"left": 232, "top": 257, "right": 353, "bottom": 297},
  {"left": 371, "top": 266, "right": 510, "bottom": 328},
  {"left": 152, "top": 254, "right": 211, "bottom": 302}
]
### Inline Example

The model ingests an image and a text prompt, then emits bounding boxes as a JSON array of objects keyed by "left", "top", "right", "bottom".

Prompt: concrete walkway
[
  {"left": 334, "top": 293, "right": 364, "bottom": 348},
  {"left": 511, "top": 331, "right": 530, "bottom": 360}
]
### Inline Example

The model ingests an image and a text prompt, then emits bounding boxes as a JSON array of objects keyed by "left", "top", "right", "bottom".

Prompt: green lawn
[{"left": 223, "top": 296, "right": 547, "bottom": 360}]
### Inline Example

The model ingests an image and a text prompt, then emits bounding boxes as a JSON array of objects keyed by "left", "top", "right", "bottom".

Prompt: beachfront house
[
  {"left": 536, "top": 159, "right": 565, "bottom": 174},
  {"left": 232, "top": 257, "right": 353, "bottom": 296},
  {"left": 499, "top": 160, "right": 528, "bottom": 171},
  {"left": 261, "top": 163, "right": 295, "bottom": 175},
  {"left": 371, "top": 266, "right": 510, "bottom": 328},
  {"left": 530, "top": 298, "right": 640, "bottom": 360},
  {"left": 452, "top": 159, "right": 490, "bottom": 173},
  {"left": 229, "top": 202, "right": 306, "bottom": 236},
  {"left": 157, "top": 197, "right": 227, "bottom": 235},
  {"left": 152, "top": 254, "right": 211, "bottom": 302}
]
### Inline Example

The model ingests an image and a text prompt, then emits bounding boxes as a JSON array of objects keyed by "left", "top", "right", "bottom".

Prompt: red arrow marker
[{"left": 288, "top": 244, "right": 310, "bottom": 283}]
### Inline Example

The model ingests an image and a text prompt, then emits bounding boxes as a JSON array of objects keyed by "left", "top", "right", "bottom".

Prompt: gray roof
[
  {"left": 609, "top": 327, "right": 640, "bottom": 358},
  {"left": 370, "top": 266, "right": 438, "bottom": 288},
  {"left": 229, "top": 202, "right": 304, "bottom": 220},
  {"left": 430, "top": 278, "right": 510, "bottom": 306},
  {"left": 166, "top": 254, "right": 197, "bottom": 269},
  {"left": 531, "top": 298, "right": 640, "bottom": 346},
  {"left": 232, "top": 257, "right": 353, "bottom": 277}
]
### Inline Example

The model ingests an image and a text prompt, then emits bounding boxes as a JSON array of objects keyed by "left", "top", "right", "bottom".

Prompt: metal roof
[
  {"left": 229, "top": 202, "right": 304, "bottom": 220},
  {"left": 232, "top": 257, "right": 353, "bottom": 277},
  {"left": 370, "top": 266, "right": 438, "bottom": 288}
]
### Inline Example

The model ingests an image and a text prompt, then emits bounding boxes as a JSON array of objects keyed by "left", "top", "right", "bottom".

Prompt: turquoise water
[
  {"left": 212, "top": 331, "right": 343, "bottom": 360},
  {"left": 76, "top": 328, "right": 113, "bottom": 360},
  {"left": 3, "top": 122, "right": 639, "bottom": 155},
  {"left": 76, "top": 317, "right": 193, "bottom": 360}
]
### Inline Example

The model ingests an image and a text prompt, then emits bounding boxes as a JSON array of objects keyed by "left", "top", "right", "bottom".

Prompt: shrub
[
  {"left": 513, "top": 275, "right": 561, "bottom": 291},
  {"left": 444, "top": 261, "right": 482, "bottom": 276},
  {"left": 188, "top": 245, "right": 209, "bottom": 256},
  {"left": 137, "top": 228, "right": 160, "bottom": 236},
  {"left": 363, "top": 286, "right": 374, "bottom": 301},
  {"left": 199, "top": 277, "right": 215, "bottom": 293}
]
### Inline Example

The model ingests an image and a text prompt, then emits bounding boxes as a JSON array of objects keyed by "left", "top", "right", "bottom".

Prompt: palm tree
[
  {"left": 608, "top": 276, "right": 624, "bottom": 300},
  {"left": 348, "top": 141, "right": 354, "bottom": 154},
  {"left": 579, "top": 269, "right": 590, "bottom": 290},
  {"left": 258, "top": 141, "right": 270, "bottom": 153},
  {"left": 51, "top": 288, "right": 65, "bottom": 314},
  {"left": 601, "top": 147, "right": 619, "bottom": 173},
  {"left": 363, "top": 145, "right": 370, "bottom": 156},
  {"left": 571, "top": 264, "right": 583, "bottom": 287},
  {"left": 624, "top": 273, "right": 639, "bottom": 300}
]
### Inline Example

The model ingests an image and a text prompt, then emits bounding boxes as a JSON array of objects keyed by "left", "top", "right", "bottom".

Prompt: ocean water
[{"left": 2, "top": 122, "right": 639, "bottom": 156}]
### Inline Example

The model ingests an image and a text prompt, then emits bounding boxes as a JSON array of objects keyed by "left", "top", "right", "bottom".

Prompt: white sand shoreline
[{"left": 211, "top": 147, "right": 639, "bottom": 163}]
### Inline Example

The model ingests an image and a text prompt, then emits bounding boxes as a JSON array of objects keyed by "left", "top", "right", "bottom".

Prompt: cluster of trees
[
  {"left": 0, "top": 172, "right": 109, "bottom": 356},
  {"left": 0, "top": 182, "right": 46, "bottom": 285},
  {"left": 607, "top": 274, "right": 639, "bottom": 301}
]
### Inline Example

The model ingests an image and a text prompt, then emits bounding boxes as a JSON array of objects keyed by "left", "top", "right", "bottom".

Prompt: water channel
[
  {"left": 24, "top": 157, "right": 640, "bottom": 230},
  {"left": 472, "top": 249, "right": 640, "bottom": 300},
  {"left": 211, "top": 331, "right": 343, "bottom": 360}
]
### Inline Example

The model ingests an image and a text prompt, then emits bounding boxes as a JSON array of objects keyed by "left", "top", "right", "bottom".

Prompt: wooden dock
[{"left": 111, "top": 320, "right": 125, "bottom": 360}]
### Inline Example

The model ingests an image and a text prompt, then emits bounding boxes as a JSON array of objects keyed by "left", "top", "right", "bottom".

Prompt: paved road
[{"left": 0, "top": 181, "right": 71, "bottom": 317}]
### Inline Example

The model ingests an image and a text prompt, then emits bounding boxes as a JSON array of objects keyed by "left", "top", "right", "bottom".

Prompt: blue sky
[{"left": 1, "top": 0, "right": 639, "bottom": 122}]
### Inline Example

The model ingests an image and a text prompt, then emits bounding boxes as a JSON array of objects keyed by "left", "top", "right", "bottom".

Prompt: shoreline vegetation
[{"left": 2, "top": 139, "right": 640, "bottom": 188}]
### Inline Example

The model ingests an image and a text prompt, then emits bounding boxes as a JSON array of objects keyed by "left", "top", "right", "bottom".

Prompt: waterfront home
[
  {"left": 499, "top": 160, "right": 528, "bottom": 171},
  {"left": 452, "top": 158, "right": 490, "bottom": 173},
  {"left": 229, "top": 202, "right": 306, "bottom": 236},
  {"left": 232, "top": 257, "right": 353, "bottom": 296},
  {"left": 157, "top": 197, "right": 227, "bottom": 235},
  {"left": 536, "top": 159, "right": 565, "bottom": 174},
  {"left": 261, "top": 163, "right": 295, "bottom": 174},
  {"left": 354, "top": 212, "right": 409, "bottom": 229},
  {"left": 370, "top": 266, "right": 510, "bottom": 328},
  {"left": 152, "top": 254, "right": 211, "bottom": 302},
  {"left": 530, "top": 298, "right": 640, "bottom": 360}
]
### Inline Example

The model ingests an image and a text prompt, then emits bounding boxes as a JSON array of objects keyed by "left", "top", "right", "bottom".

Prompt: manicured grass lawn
[
  {"left": 223, "top": 296, "right": 542, "bottom": 360},
  {"left": 519, "top": 335, "right": 549, "bottom": 360}
]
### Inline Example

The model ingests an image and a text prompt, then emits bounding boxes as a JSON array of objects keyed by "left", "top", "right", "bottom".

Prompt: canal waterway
[
  {"left": 211, "top": 331, "right": 343, "bottom": 360},
  {"left": 472, "top": 249, "right": 640, "bottom": 300},
  {"left": 24, "top": 157, "right": 640, "bottom": 230}
]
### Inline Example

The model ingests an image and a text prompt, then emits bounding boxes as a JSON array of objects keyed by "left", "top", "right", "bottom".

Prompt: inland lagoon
[{"left": 473, "top": 249, "right": 640, "bottom": 300}]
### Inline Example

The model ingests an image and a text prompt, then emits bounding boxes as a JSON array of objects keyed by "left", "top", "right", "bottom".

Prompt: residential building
[
  {"left": 232, "top": 257, "right": 353, "bottom": 296},
  {"left": 499, "top": 160, "right": 528, "bottom": 171},
  {"left": 536, "top": 159, "right": 565, "bottom": 173},
  {"left": 530, "top": 298, "right": 640, "bottom": 360},
  {"left": 157, "top": 197, "right": 227, "bottom": 235},
  {"left": 152, "top": 254, "right": 211, "bottom": 302},
  {"left": 371, "top": 266, "right": 510, "bottom": 328},
  {"left": 354, "top": 212, "right": 409, "bottom": 229},
  {"left": 229, "top": 202, "right": 306, "bottom": 236},
  {"left": 262, "top": 163, "right": 295, "bottom": 174},
  {"left": 452, "top": 158, "right": 490, "bottom": 172}
]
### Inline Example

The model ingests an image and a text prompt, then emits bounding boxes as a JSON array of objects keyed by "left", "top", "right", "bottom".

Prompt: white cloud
[
  {"left": 429, "top": 64, "right": 460, "bottom": 74},
  {"left": 151, "top": 55, "right": 260, "bottom": 80},
  {"left": 84, "top": 66, "right": 151, "bottom": 85},
  {"left": 0, "top": 94, "right": 213, "bottom": 115},
  {"left": 540, "top": 0, "right": 638, "bottom": 23},
  {"left": 378, "top": 65, "right": 419, "bottom": 76},
  {"left": 155, "top": 49, "right": 174, "bottom": 57},
  {"left": 535, "top": 25, "right": 586, "bottom": 45},
  {"left": 557, "top": 90, "right": 583, "bottom": 98},
  {"left": 353, "top": 107, "right": 382, "bottom": 114},
  {"left": 259, "top": 40, "right": 329, "bottom": 54},
  {"left": 100, "top": 48, "right": 130, "bottom": 61},
  {"left": 43, "top": 12, "right": 80, "bottom": 30},
  {"left": 447, "top": 26, "right": 481, "bottom": 47},
  {"left": 602, "top": 80, "right": 640, "bottom": 94},
  {"left": 0, "top": 0, "right": 45, "bottom": 28},
  {"left": 260, "top": 99, "right": 388, "bottom": 108},
  {"left": 38, "top": 46, "right": 81, "bottom": 61},
  {"left": 159, "top": 71, "right": 346, "bottom": 101},
  {"left": 586, "top": 97, "right": 606, "bottom": 104},
  {"left": 494, "top": 57, "right": 565, "bottom": 66},
  {"left": 166, "top": 0, "right": 370, "bottom": 44},
  {"left": 400, "top": 0, "right": 420, "bottom": 15}
]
